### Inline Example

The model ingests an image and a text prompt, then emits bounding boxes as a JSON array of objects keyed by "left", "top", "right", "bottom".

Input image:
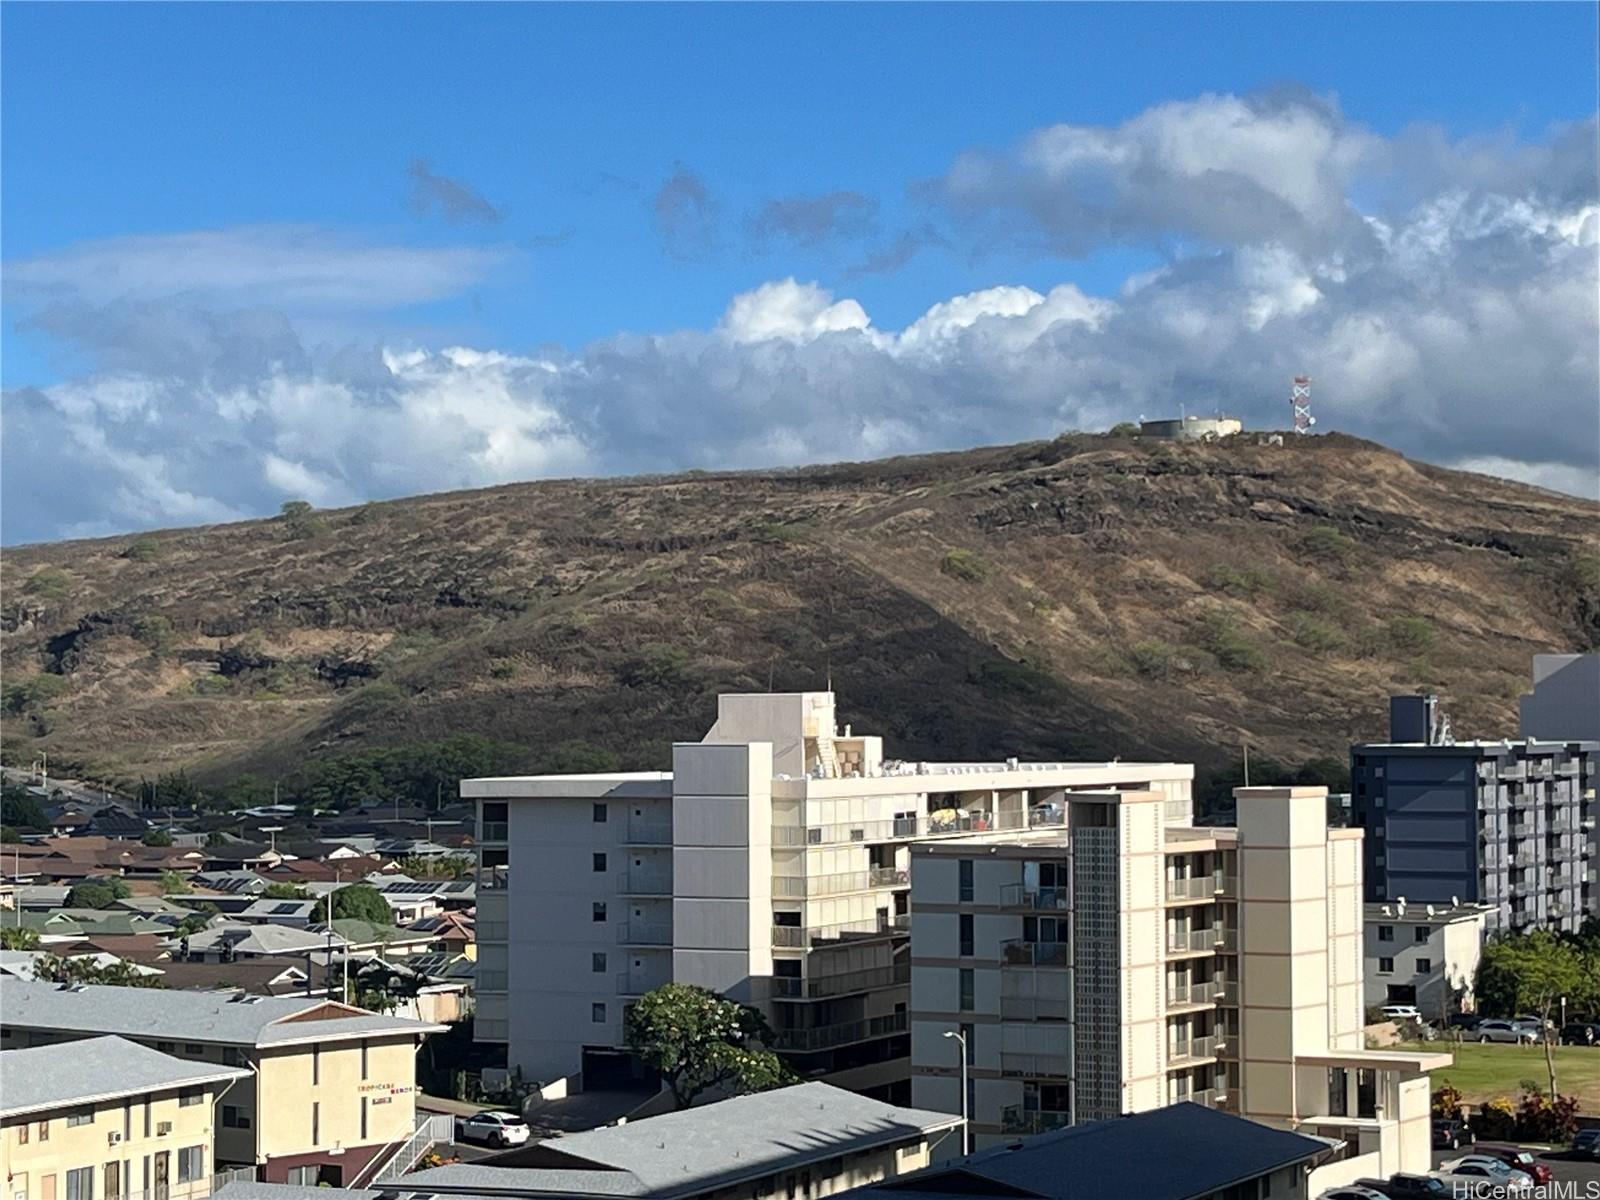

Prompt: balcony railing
[
  {"left": 771, "top": 918, "right": 905, "bottom": 948},
  {"left": 772, "top": 809, "right": 1029, "bottom": 847},
  {"left": 1001, "top": 939, "right": 1071, "bottom": 967},
  {"left": 625, "top": 818, "right": 673, "bottom": 845},
  {"left": 1172, "top": 1087, "right": 1232, "bottom": 1110},
  {"left": 999, "top": 992, "right": 1071, "bottom": 1020},
  {"left": 1169, "top": 1035, "right": 1221, "bottom": 1063},
  {"left": 1167, "top": 979, "right": 1226, "bottom": 1008},
  {"left": 1000, "top": 1051, "right": 1071, "bottom": 1078},
  {"left": 773, "top": 869, "right": 909, "bottom": 898},
  {"left": 770, "top": 1011, "right": 908, "bottom": 1051},
  {"left": 1001, "top": 1106, "right": 1073, "bottom": 1135},
  {"left": 477, "top": 821, "right": 508, "bottom": 843},
  {"left": 622, "top": 869, "right": 673, "bottom": 896},
  {"left": 476, "top": 866, "right": 509, "bottom": 891},
  {"left": 770, "top": 961, "right": 909, "bottom": 999},
  {"left": 1166, "top": 875, "right": 1225, "bottom": 901},
  {"left": 1166, "top": 928, "right": 1222, "bottom": 955},
  {"left": 999, "top": 883, "right": 1071, "bottom": 910},
  {"left": 618, "top": 921, "right": 671, "bottom": 945}
]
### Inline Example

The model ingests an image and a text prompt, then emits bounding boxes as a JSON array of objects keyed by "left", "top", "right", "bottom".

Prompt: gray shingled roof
[
  {"left": 1, "top": 1035, "right": 248, "bottom": 1116},
  {"left": 0, "top": 979, "right": 445, "bottom": 1047},
  {"left": 403, "top": 1082, "right": 960, "bottom": 1199},
  {"left": 176, "top": 922, "right": 346, "bottom": 956}
]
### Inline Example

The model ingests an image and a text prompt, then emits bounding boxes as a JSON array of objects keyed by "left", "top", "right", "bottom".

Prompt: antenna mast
[{"left": 1291, "top": 375, "right": 1315, "bottom": 435}]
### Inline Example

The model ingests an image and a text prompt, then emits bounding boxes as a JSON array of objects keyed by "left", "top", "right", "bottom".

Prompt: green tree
[
  {"left": 1109, "top": 421, "right": 1141, "bottom": 436},
  {"left": 1, "top": 784, "right": 49, "bottom": 832},
  {"left": 398, "top": 854, "right": 475, "bottom": 879},
  {"left": 263, "top": 882, "right": 310, "bottom": 900},
  {"left": 34, "top": 954, "right": 165, "bottom": 988},
  {"left": 279, "top": 499, "right": 328, "bottom": 540},
  {"left": 2, "top": 674, "right": 69, "bottom": 714},
  {"left": 138, "top": 770, "right": 204, "bottom": 811},
  {"left": 1491, "top": 931, "right": 1596, "bottom": 1098},
  {"left": 66, "top": 879, "right": 132, "bottom": 909},
  {"left": 0, "top": 926, "right": 40, "bottom": 949},
  {"left": 158, "top": 870, "right": 191, "bottom": 894},
  {"left": 625, "top": 983, "right": 792, "bottom": 1109},
  {"left": 330, "top": 883, "right": 392, "bottom": 925},
  {"left": 174, "top": 903, "right": 218, "bottom": 936},
  {"left": 142, "top": 829, "right": 175, "bottom": 847}
]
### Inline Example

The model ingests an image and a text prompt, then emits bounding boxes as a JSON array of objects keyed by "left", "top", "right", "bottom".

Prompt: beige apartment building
[
  {"left": 466, "top": 690, "right": 1193, "bottom": 1101},
  {"left": 0, "top": 982, "right": 443, "bottom": 1187},
  {"left": 908, "top": 785, "right": 1448, "bottom": 1187},
  {"left": 0, "top": 1036, "right": 247, "bottom": 1200}
]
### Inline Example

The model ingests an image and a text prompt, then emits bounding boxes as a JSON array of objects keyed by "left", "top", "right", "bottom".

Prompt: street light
[{"left": 942, "top": 1029, "right": 970, "bottom": 1156}]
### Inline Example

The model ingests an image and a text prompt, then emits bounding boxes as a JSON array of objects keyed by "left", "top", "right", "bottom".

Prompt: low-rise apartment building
[
  {"left": 1363, "top": 900, "right": 1490, "bottom": 1018},
  {"left": 1, "top": 1036, "right": 248, "bottom": 1200},
  {"left": 1350, "top": 693, "right": 1597, "bottom": 933},
  {"left": 464, "top": 690, "right": 1194, "bottom": 1101},
  {"left": 0, "top": 981, "right": 444, "bottom": 1187},
  {"left": 907, "top": 785, "right": 1448, "bottom": 1184}
]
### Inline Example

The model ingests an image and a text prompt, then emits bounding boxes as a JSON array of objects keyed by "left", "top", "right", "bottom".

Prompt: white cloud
[
  {"left": 1452, "top": 457, "right": 1600, "bottom": 502},
  {"left": 719, "top": 278, "right": 872, "bottom": 344}
]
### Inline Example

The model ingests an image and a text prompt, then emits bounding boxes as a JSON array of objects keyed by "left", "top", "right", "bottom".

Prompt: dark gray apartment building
[{"left": 1350, "top": 694, "right": 1597, "bottom": 934}]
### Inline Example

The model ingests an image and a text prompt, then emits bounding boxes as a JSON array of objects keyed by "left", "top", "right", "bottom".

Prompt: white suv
[
  {"left": 458, "top": 1110, "right": 533, "bottom": 1147},
  {"left": 1381, "top": 1004, "right": 1422, "bottom": 1022}
]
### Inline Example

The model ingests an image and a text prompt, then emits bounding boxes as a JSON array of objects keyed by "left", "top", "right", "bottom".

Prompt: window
[
  {"left": 311, "top": 1102, "right": 320, "bottom": 1145},
  {"left": 959, "top": 968, "right": 974, "bottom": 1011},
  {"left": 592, "top": 1003, "right": 607, "bottom": 1023},
  {"left": 1328, "top": 1067, "right": 1348, "bottom": 1117},
  {"left": 67, "top": 1168, "right": 94, "bottom": 1200},
  {"left": 1377, "top": 925, "right": 1394, "bottom": 942},
  {"left": 1378, "top": 957, "right": 1394, "bottom": 974},
  {"left": 178, "top": 1087, "right": 203, "bottom": 1108},
  {"left": 182, "top": 1043, "right": 203, "bottom": 1056},
  {"left": 38, "top": 1119, "right": 49, "bottom": 1142},
  {"left": 67, "top": 1108, "right": 94, "bottom": 1128},
  {"left": 360, "top": 1039, "right": 369, "bottom": 1080},
  {"left": 16, "top": 1122, "right": 26, "bottom": 1144},
  {"left": 958, "top": 859, "right": 974, "bottom": 903},
  {"left": 593, "top": 803, "right": 608, "bottom": 823},
  {"left": 360, "top": 1097, "right": 369, "bottom": 1142},
  {"left": 1416, "top": 958, "right": 1432, "bottom": 975},
  {"left": 176, "top": 1148, "right": 204, "bottom": 1184},
  {"left": 593, "top": 852, "right": 607, "bottom": 872},
  {"left": 593, "top": 901, "right": 607, "bottom": 922},
  {"left": 1356, "top": 1068, "right": 1377, "bottom": 1119},
  {"left": 592, "top": 952, "right": 607, "bottom": 973},
  {"left": 311, "top": 1046, "right": 320, "bottom": 1085},
  {"left": 285, "top": 1167, "right": 318, "bottom": 1186},
  {"left": 959, "top": 913, "right": 974, "bottom": 957},
  {"left": 143, "top": 1099, "right": 150, "bottom": 1138},
  {"left": 222, "top": 1106, "right": 251, "bottom": 1129},
  {"left": 1413, "top": 926, "right": 1430, "bottom": 944},
  {"left": 155, "top": 1041, "right": 175, "bottom": 1053}
]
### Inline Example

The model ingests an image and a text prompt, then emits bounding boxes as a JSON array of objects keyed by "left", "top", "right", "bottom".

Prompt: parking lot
[{"left": 1432, "top": 1142, "right": 1600, "bottom": 1192}]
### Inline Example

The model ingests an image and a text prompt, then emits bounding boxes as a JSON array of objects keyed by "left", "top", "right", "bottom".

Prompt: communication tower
[{"left": 1291, "top": 375, "right": 1315, "bottom": 434}]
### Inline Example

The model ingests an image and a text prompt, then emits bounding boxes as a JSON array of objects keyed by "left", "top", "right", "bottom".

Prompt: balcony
[
  {"left": 999, "top": 883, "right": 1070, "bottom": 911},
  {"left": 771, "top": 918, "right": 904, "bottom": 949},
  {"left": 773, "top": 809, "right": 1028, "bottom": 847},
  {"left": 1001, "top": 1106, "right": 1072, "bottom": 1135},
  {"left": 476, "top": 866, "right": 509, "bottom": 891},
  {"left": 1169, "top": 1035, "right": 1221, "bottom": 1064},
  {"left": 478, "top": 821, "right": 508, "bottom": 843},
  {"left": 618, "top": 921, "right": 671, "bottom": 946},
  {"left": 770, "top": 961, "right": 909, "bottom": 1000},
  {"left": 1001, "top": 939, "right": 1071, "bottom": 967},
  {"left": 1000, "top": 992, "right": 1071, "bottom": 1020},
  {"left": 1000, "top": 1051, "right": 1071, "bottom": 1078},
  {"left": 770, "top": 1011, "right": 908, "bottom": 1052},
  {"left": 622, "top": 867, "right": 672, "bottom": 896},
  {"left": 773, "top": 869, "right": 909, "bottom": 898},
  {"left": 1166, "top": 927, "right": 1223, "bottom": 956},
  {"left": 1167, "top": 978, "right": 1226, "bottom": 1009},
  {"left": 1165, "top": 875, "right": 1232, "bottom": 903},
  {"left": 625, "top": 817, "right": 673, "bottom": 846},
  {"left": 1173, "top": 1087, "right": 1233, "bottom": 1110}
]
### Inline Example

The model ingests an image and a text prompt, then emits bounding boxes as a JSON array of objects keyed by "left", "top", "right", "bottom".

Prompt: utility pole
[{"left": 1242, "top": 742, "right": 1251, "bottom": 788}]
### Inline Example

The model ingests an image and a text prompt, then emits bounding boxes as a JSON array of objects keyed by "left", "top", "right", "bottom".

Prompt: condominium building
[
  {"left": 1350, "top": 693, "right": 1597, "bottom": 933},
  {"left": 1363, "top": 900, "right": 1491, "bottom": 1017},
  {"left": 465, "top": 690, "right": 1194, "bottom": 1101},
  {"left": 1, "top": 1036, "right": 248, "bottom": 1200},
  {"left": 908, "top": 785, "right": 1448, "bottom": 1185},
  {"left": 0, "top": 981, "right": 444, "bottom": 1186}
]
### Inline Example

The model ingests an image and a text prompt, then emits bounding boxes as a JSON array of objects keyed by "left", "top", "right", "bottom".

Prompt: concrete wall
[
  {"left": 1521, "top": 655, "right": 1600, "bottom": 742},
  {"left": 252, "top": 1038, "right": 418, "bottom": 1165},
  {"left": 3, "top": 1085, "right": 223, "bottom": 1200}
]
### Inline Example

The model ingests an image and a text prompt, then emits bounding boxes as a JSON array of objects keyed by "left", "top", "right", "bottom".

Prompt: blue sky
[{"left": 2, "top": 3, "right": 1596, "bottom": 541}]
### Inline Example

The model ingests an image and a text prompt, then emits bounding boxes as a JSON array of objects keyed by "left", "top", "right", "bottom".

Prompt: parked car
[
  {"left": 1318, "top": 1188, "right": 1391, "bottom": 1200},
  {"left": 1472, "top": 1147, "right": 1552, "bottom": 1186},
  {"left": 457, "top": 1109, "right": 532, "bottom": 1147},
  {"left": 1573, "top": 1128, "right": 1600, "bottom": 1160},
  {"left": 1473, "top": 1018, "right": 1539, "bottom": 1044},
  {"left": 1434, "top": 1157, "right": 1534, "bottom": 1195},
  {"left": 1560, "top": 1021, "right": 1600, "bottom": 1045},
  {"left": 1380, "top": 1004, "right": 1422, "bottom": 1022},
  {"left": 1431, "top": 1117, "right": 1473, "bottom": 1150},
  {"left": 1375, "top": 1175, "right": 1451, "bottom": 1198},
  {"left": 1446, "top": 1013, "right": 1482, "bottom": 1032}
]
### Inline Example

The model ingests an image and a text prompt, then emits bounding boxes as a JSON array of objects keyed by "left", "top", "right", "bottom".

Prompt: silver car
[
  {"left": 1435, "top": 1156, "right": 1534, "bottom": 1194},
  {"left": 1473, "top": 1018, "right": 1539, "bottom": 1044}
]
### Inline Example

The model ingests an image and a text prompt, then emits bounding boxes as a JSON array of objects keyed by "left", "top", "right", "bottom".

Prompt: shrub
[
  {"left": 1129, "top": 640, "right": 1178, "bottom": 679},
  {"left": 2, "top": 674, "right": 69, "bottom": 714},
  {"left": 1516, "top": 1090, "right": 1580, "bottom": 1142},
  {"left": 620, "top": 643, "right": 689, "bottom": 688},
  {"left": 1289, "top": 581, "right": 1346, "bottom": 615},
  {"left": 973, "top": 658, "right": 1055, "bottom": 699},
  {"left": 192, "top": 675, "right": 231, "bottom": 695},
  {"left": 1208, "top": 565, "right": 1272, "bottom": 598},
  {"left": 940, "top": 549, "right": 990, "bottom": 583},
  {"left": 489, "top": 663, "right": 515, "bottom": 680},
  {"left": 132, "top": 615, "right": 176, "bottom": 654},
  {"left": 1471, "top": 1096, "right": 1518, "bottom": 1141},
  {"left": 22, "top": 567, "right": 71, "bottom": 604},
  {"left": 1109, "top": 421, "right": 1141, "bottom": 437},
  {"left": 1432, "top": 1084, "right": 1465, "bottom": 1120},
  {"left": 1192, "top": 611, "right": 1265, "bottom": 673},
  {"left": 1388, "top": 616, "right": 1435, "bottom": 654},
  {"left": 279, "top": 500, "right": 329, "bottom": 540},
  {"left": 121, "top": 537, "right": 163, "bottom": 562},
  {"left": 1299, "top": 525, "right": 1357, "bottom": 564},
  {"left": 1290, "top": 614, "right": 1345, "bottom": 654}
]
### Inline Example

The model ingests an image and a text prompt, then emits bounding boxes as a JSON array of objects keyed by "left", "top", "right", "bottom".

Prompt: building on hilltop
[
  {"left": 465, "top": 690, "right": 1194, "bottom": 1101},
  {"left": 1, "top": 1036, "right": 249, "bottom": 1200},
  {"left": 0, "top": 980, "right": 444, "bottom": 1186},
  {"left": 907, "top": 784, "right": 1446, "bottom": 1183},
  {"left": 1350, "top": 693, "right": 1597, "bottom": 934},
  {"left": 1138, "top": 415, "right": 1243, "bottom": 441}
]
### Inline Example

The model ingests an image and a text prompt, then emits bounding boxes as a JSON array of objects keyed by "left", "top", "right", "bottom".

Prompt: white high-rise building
[{"left": 465, "top": 691, "right": 1194, "bottom": 1101}]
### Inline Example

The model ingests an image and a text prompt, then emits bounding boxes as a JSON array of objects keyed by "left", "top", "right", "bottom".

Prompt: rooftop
[
  {"left": 850, "top": 1102, "right": 1329, "bottom": 1200},
  {"left": 404, "top": 1082, "right": 959, "bottom": 1199},
  {"left": 0, "top": 979, "right": 445, "bottom": 1047},
  {"left": 0, "top": 1035, "right": 248, "bottom": 1116}
]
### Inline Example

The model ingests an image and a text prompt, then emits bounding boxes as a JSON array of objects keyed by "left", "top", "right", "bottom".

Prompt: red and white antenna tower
[{"left": 1290, "top": 375, "right": 1315, "bottom": 434}]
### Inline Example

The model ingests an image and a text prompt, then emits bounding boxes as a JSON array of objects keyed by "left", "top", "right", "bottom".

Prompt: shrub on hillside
[
  {"left": 1191, "top": 611, "right": 1265, "bottom": 673},
  {"left": 940, "top": 549, "right": 990, "bottom": 583},
  {"left": 121, "top": 537, "right": 163, "bottom": 562},
  {"left": 1299, "top": 525, "right": 1357, "bottom": 564},
  {"left": 1387, "top": 616, "right": 1435, "bottom": 654},
  {"left": 1290, "top": 614, "right": 1345, "bottom": 654}
]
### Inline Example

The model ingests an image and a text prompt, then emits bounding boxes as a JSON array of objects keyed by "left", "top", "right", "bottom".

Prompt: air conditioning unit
[
  {"left": 108, "top": 1132, "right": 124, "bottom": 1145},
  {"left": 157, "top": 1122, "right": 173, "bottom": 1136}
]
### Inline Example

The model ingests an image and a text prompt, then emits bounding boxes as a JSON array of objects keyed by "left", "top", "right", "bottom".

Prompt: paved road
[
  {"left": 1433, "top": 1141, "right": 1600, "bottom": 1189},
  {"left": 1, "top": 767, "right": 129, "bottom": 807}
]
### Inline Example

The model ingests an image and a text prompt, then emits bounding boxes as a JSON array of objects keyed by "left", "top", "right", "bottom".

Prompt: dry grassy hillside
[{"left": 3, "top": 432, "right": 1595, "bottom": 800}]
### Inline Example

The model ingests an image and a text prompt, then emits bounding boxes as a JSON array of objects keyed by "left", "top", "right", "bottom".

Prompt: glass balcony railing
[
  {"left": 999, "top": 992, "right": 1071, "bottom": 1020},
  {"left": 1001, "top": 939, "right": 1071, "bottom": 967},
  {"left": 1001, "top": 1106, "right": 1072, "bottom": 1135},
  {"left": 1169, "top": 1035, "right": 1221, "bottom": 1063},
  {"left": 1166, "top": 928, "right": 1223, "bottom": 955},
  {"left": 999, "top": 884, "right": 1070, "bottom": 910},
  {"left": 773, "top": 869, "right": 908, "bottom": 898},
  {"left": 769, "top": 961, "right": 909, "bottom": 999},
  {"left": 625, "top": 817, "right": 673, "bottom": 845},
  {"left": 999, "top": 1051, "right": 1071, "bottom": 1078},
  {"left": 478, "top": 821, "right": 508, "bottom": 842},
  {"left": 769, "top": 1011, "right": 908, "bottom": 1051},
  {"left": 771, "top": 918, "right": 905, "bottom": 948}
]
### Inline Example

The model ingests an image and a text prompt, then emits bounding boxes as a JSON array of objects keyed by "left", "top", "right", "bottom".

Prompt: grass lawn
[{"left": 1397, "top": 1040, "right": 1600, "bottom": 1110}]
